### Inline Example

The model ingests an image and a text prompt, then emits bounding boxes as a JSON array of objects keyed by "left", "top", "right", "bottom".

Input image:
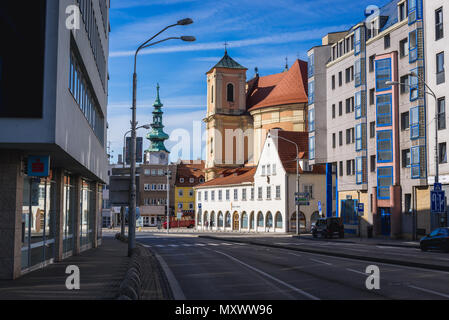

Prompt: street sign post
[
  {"left": 295, "top": 192, "right": 310, "bottom": 206},
  {"left": 431, "top": 190, "right": 446, "bottom": 214},
  {"left": 318, "top": 201, "right": 322, "bottom": 217},
  {"left": 358, "top": 203, "right": 364, "bottom": 216}
]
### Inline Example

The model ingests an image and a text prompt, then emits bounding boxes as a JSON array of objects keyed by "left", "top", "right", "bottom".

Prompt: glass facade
[
  {"left": 80, "top": 180, "right": 94, "bottom": 247},
  {"left": 377, "top": 167, "right": 393, "bottom": 200},
  {"left": 377, "top": 130, "right": 393, "bottom": 163},
  {"left": 375, "top": 59, "right": 392, "bottom": 92},
  {"left": 21, "top": 174, "right": 56, "bottom": 270},
  {"left": 376, "top": 94, "right": 392, "bottom": 126},
  {"left": 63, "top": 175, "right": 75, "bottom": 253}
]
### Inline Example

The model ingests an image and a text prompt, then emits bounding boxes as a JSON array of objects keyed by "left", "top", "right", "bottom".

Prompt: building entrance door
[
  {"left": 380, "top": 208, "right": 391, "bottom": 236},
  {"left": 233, "top": 212, "right": 239, "bottom": 231}
]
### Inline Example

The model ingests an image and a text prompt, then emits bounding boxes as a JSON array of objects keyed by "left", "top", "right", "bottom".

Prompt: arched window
[
  {"left": 250, "top": 212, "right": 255, "bottom": 229},
  {"left": 210, "top": 212, "right": 215, "bottom": 227},
  {"left": 225, "top": 212, "right": 231, "bottom": 227},
  {"left": 266, "top": 212, "right": 273, "bottom": 228},
  {"left": 275, "top": 212, "right": 283, "bottom": 229},
  {"left": 227, "top": 83, "right": 234, "bottom": 102},
  {"left": 203, "top": 212, "right": 208, "bottom": 226},
  {"left": 241, "top": 212, "right": 248, "bottom": 229},
  {"left": 198, "top": 212, "right": 202, "bottom": 225},
  {"left": 257, "top": 212, "right": 264, "bottom": 227},
  {"left": 218, "top": 212, "right": 223, "bottom": 228}
]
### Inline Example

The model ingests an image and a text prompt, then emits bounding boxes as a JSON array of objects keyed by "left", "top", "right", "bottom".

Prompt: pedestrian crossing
[{"left": 144, "top": 242, "right": 247, "bottom": 249}]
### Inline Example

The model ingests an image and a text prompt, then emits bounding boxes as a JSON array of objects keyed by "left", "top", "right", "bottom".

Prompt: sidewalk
[
  {"left": 0, "top": 237, "right": 129, "bottom": 300},
  {"left": 298, "top": 233, "right": 420, "bottom": 248}
]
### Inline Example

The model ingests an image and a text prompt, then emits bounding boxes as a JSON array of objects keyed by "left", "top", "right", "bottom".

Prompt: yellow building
[{"left": 174, "top": 161, "right": 205, "bottom": 219}]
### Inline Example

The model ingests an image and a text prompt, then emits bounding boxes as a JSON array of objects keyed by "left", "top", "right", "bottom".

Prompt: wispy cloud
[{"left": 110, "top": 25, "right": 348, "bottom": 58}]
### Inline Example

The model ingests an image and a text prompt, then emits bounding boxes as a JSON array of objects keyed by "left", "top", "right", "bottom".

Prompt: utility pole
[{"left": 166, "top": 168, "right": 171, "bottom": 234}]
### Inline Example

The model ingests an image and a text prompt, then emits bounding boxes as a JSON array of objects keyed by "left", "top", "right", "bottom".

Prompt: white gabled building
[{"left": 194, "top": 130, "right": 327, "bottom": 233}]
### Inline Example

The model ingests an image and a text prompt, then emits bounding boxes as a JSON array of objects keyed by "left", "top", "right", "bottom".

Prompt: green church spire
[{"left": 146, "top": 84, "right": 169, "bottom": 153}]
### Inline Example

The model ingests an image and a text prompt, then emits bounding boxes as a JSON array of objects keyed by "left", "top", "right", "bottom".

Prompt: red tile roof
[
  {"left": 196, "top": 167, "right": 256, "bottom": 188},
  {"left": 247, "top": 59, "right": 308, "bottom": 112},
  {"left": 175, "top": 161, "right": 205, "bottom": 187}
]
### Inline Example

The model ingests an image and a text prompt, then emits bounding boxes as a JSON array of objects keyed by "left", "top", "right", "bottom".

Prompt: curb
[
  {"left": 298, "top": 235, "right": 420, "bottom": 249},
  {"left": 198, "top": 235, "right": 449, "bottom": 272}
]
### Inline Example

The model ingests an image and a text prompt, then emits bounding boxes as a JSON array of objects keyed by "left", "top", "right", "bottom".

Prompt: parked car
[
  {"left": 420, "top": 227, "right": 449, "bottom": 252},
  {"left": 311, "top": 217, "right": 344, "bottom": 239},
  {"left": 163, "top": 218, "right": 195, "bottom": 229}
]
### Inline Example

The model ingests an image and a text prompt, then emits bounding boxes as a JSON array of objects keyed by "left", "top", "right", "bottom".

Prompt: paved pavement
[
  {"left": 137, "top": 232, "right": 449, "bottom": 300},
  {"left": 0, "top": 237, "right": 129, "bottom": 300}
]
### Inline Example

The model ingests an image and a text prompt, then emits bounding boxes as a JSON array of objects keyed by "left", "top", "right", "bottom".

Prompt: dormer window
[
  {"left": 180, "top": 178, "right": 184, "bottom": 183},
  {"left": 189, "top": 178, "right": 195, "bottom": 183},
  {"left": 227, "top": 83, "right": 234, "bottom": 102}
]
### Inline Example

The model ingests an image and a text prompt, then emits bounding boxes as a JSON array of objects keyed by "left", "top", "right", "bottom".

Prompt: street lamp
[
  {"left": 386, "top": 72, "right": 439, "bottom": 184},
  {"left": 272, "top": 133, "right": 301, "bottom": 237},
  {"left": 128, "top": 20, "right": 195, "bottom": 256},
  {"left": 122, "top": 124, "right": 151, "bottom": 168},
  {"left": 166, "top": 169, "right": 172, "bottom": 234}
]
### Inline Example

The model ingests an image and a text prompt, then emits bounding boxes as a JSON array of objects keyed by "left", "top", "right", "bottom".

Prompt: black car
[
  {"left": 420, "top": 227, "right": 449, "bottom": 252},
  {"left": 311, "top": 217, "right": 344, "bottom": 239}
]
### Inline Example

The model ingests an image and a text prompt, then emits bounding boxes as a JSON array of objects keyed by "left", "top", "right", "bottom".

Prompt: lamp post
[
  {"left": 122, "top": 125, "right": 150, "bottom": 168},
  {"left": 273, "top": 133, "right": 301, "bottom": 237},
  {"left": 387, "top": 73, "right": 440, "bottom": 231},
  {"left": 166, "top": 169, "right": 172, "bottom": 234},
  {"left": 128, "top": 20, "right": 195, "bottom": 256}
]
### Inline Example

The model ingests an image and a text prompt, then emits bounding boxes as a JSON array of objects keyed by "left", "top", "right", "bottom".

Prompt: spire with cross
[
  {"left": 284, "top": 57, "right": 289, "bottom": 72},
  {"left": 224, "top": 41, "right": 229, "bottom": 54}
]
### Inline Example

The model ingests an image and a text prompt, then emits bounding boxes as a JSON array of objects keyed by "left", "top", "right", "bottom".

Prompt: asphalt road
[{"left": 136, "top": 233, "right": 449, "bottom": 300}]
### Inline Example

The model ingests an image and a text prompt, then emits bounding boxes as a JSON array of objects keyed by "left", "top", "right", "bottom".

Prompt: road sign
[
  {"left": 434, "top": 183, "right": 443, "bottom": 191},
  {"left": 358, "top": 203, "right": 364, "bottom": 216},
  {"left": 295, "top": 192, "right": 310, "bottom": 206},
  {"left": 198, "top": 203, "right": 202, "bottom": 209},
  {"left": 318, "top": 201, "right": 322, "bottom": 215},
  {"left": 431, "top": 190, "right": 446, "bottom": 213},
  {"left": 28, "top": 156, "right": 50, "bottom": 177}
]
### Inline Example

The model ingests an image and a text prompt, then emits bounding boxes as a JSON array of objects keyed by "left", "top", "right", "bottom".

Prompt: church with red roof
[{"left": 204, "top": 50, "right": 309, "bottom": 181}]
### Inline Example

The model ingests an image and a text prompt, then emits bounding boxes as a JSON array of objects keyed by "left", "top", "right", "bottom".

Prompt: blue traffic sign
[
  {"left": 434, "top": 183, "right": 443, "bottom": 191},
  {"left": 358, "top": 203, "right": 364, "bottom": 213},
  {"left": 431, "top": 190, "right": 446, "bottom": 213}
]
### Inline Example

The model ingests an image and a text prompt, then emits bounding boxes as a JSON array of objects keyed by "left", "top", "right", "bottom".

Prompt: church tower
[
  {"left": 204, "top": 50, "right": 254, "bottom": 181},
  {"left": 145, "top": 84, "right": 170, "bottom": 165}
]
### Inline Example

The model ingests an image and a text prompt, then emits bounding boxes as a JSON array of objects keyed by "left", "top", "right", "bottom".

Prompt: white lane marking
[
  {"left": 156, "top": 245, "right": 165, "bottom": 248},
  {"left": 214, "top": 250, "right": 320, "bottom": 300},
  {"left": 220, "top": 243, "right": 232, "bottom": 246},
  {"left": 169, "top": 244, "right": 179, "bottom": 247},
  {"left": 153, "top": 252, "right": 186, "bottom": 300},
  {"left": 207, "top": 243, "right": 220, "bottom": 246},
  {"left": 142, "top": 244, "right": 151, "bottom": 248},
  {"left": 346, "top": 268, "right": 366, "bottom": 275},
  {"left": 407, "top": 285, "right": 449, "bottom": 299},
  {"left": 309, "top": 258, "right": 333, "bottom": 266},
  {"left": 195, "top": 243, "right": 206, "bottom": 246},
  {"left": 181, "top": 244, "right": 192, "bottom": 247}
]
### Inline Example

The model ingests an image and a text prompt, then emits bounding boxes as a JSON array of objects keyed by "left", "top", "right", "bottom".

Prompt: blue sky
[{"left": 107, "top": 0, "right": 390, "bottom": 163}]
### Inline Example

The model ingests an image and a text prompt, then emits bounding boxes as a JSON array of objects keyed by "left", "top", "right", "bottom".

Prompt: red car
[{"left": 163, "top": 218, "right": 195, "bottom": 229}]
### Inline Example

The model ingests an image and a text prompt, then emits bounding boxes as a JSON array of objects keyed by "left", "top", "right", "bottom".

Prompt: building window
[
  {"left": 339, "top": 101, "right": 343, "bottom": 116},
  {"left": 400, "top": 75, "right": 409, "bottom": 94},
  {"left": 355, "top": 91, "right": 362, "bottom": 119},
  {"left": 438, "top": 98, "right": 446, "bottom": 130},
  {"left": 377, "top": 130, "right": 393, "bottom": 162},
  {"left": 267, "top": 164, "right": 271, "bottom": 176},
  {"left": 355, "top": 123, "right": 365, "bottom": 151},
  {"left": 262, "top": 165, "right": 266, "bottom": 176},
  {"left": 310, "top": 136, "right": 315, "bottom": 160},
  {"left": 309, "top": 108, "right": 315, "bottom": 132},
  {"left": 332, "top": 104, "right": 336, "bottom": 118},
  {"left": 399, "top": 1, "right": 407, "bottom": 21},
  {"left": 218, "top": 190, "right": 222, "bottom": 201},
  {"left": 346, "top": 129, "right": 351, "bottom": 145},
  {"left": 401, "top": 111, "right": 410, "bottom": 131},
  {"left": 332, "top": 133, "right": 336, "bottom": 148},
  {"left": 178, "top": 189, "right": 184, "bottom": 197},
  {"left": 436, "top": 52, "right": 445, "bottom": 85},
  {"left": 339, "top": 71, "right": 343, "bottom": 87},
  {"left": 179, "top": 178, "right": 184, "bottom": 183},
  {"left": 308, "top": 54, "right": 315, "bottom": 78},
  {"left": 198, "top": 192, "right": 201, "bottom": 201},
  {"left": 211, "top": 190, "right": 215, "bottom": 201},
  {"left": 400, "top": 38, "right": 409, "bottom": 58},
  {"left": 436, "top": 7, "right": 444, "bottom": 40},
  {"left": 354, "top": 27, "right": 361, "bottom": 55},
  {"left": 410, "top": 106, "right": 422, "bottom": 139},
  {"left": 266, "top": 186, "right": 271, "bottom": 200},
  {"left": 369, "top": 88, "right": 375, "bottom": 105},
  {"left": 258, "top": 187, "right": 263, "bottom": 200},
  {"left": 410, "top": 69, "right": 419, "bottom": 101},
  {"left": 276, "top": 186, "right": 281, "bottom": 199},
  {"left": 233, "top": 189, "right": 238, "bottom": 200},
  {"left": 308, "top": 81, "right": 315, "bottom": 105},
  {"left": 205, "top": 191, "right": 208, "bottom": 201},
  {"left": 402, "top": 149, "right": 411, "bottom": 168},
  {"left": 369, "top": 55, "right": 375, "bottom": 73},
  {"left": 304, "top": 185, "right": 313, "bottom": 199},
  {"left": 346, "top": 160, "right": 352, "bottom": 176},
  {"left": 384, "top": 34, "right": 391, "bottom": 49},
  {"left": 242, "top": 188, "right": 247, "bottom": 201},
  {"left": 370, "top": 155, "right": 376, "bottom": 172},
  {"left": 339, "top": 131, "right": 343, "bottom": 146},
  {"left": 356, "top": 157, "right": 365, "bottom": 184},
  {"left": 272, "top": 164, "right": 277, "bottom": 175},
  {"left": 440, "top": 143, "right": 447, "bottom": 164},
  {"left": 377, "top": 166, "right": 393, "bottom": 200},
  {"left": 409, "top": 30, "right": 418, "bottom": 63},
  {"left": 411, "top": 146, "right": 422, "bottom": 178},
  {"left": 227, "top": 83, "right": 234, "bottom": 102},
  {"left": 375, "top": 59, "right": 392, "bottom": 92},
  {"left": 355, "top": 59, "right": 362, "bottom": 87},
  {"left": 189, "top": 178, "right": 195, "bottom": 183},
  {"left": 226, "top": 189, "right": 230, "bottom": 201},
  {"left": 346, "top": 66, "right": 354, "bottom": 83},
  {"left": 405, "top": 194, "right": 412, "bottom": 213},
  {"left": 408, "top": 0, "right": 420, "bottom": 24},
  {"left": 250, "top": 188, "right": 254, "bottom": 200},
  {"left": 189, "top": 203, "right": 194, "bottom": 210},
  {"left": 370, "top": 121, "right": 376, "bottom": 138},
  {"left": 332, "top": 75, "right": 335, "bottom": 90},
  {"left": 376, "top": 94, "right": 392, "bottom": 126},
  {"left": 339, "top": 161, "right": 343, "bottom": 177}
]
